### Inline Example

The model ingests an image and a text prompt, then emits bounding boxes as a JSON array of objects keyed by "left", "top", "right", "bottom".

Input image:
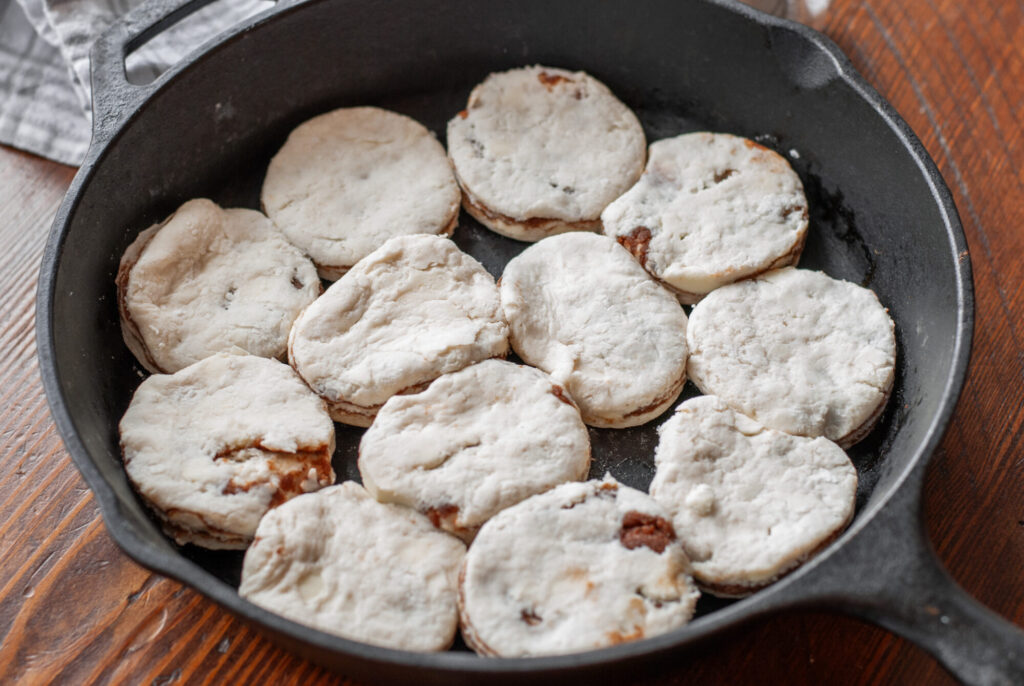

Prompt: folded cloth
[
  {"left": 0, "top": 0, "right": 271, "bottom": 166},
  {"left": 0, "top": 1, "right": 89, "bottom": 164}
]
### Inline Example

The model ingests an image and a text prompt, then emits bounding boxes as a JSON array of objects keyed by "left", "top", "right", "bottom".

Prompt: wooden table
[{"left": 2, "top": 0, "right": 1022, "bottom": 683}]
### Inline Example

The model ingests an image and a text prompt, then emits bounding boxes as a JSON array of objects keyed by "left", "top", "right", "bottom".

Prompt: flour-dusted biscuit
[
  {"left": 288, "top": 234, "right": 509, "bottom": 427},
  {"left": 459, "top": 476, "right": 700, "bottom": 657},
  {"left": 119, "top": 353, "right": 335, "bottom": 549},
  {"left": 499, "top": 233, "right": 688, "bottom": 428},
  {"left": 239, "top": 482, "right": 465, "bottom": 651},
  {"left": 359, "top": 359, "right": 590, "bottom": 541},
  {"left": 602, "top": 132, "right": 808, "bottom": 303},
  {"left": 687, "top": 267, "right": 896, "bottom": 447},
  {"left": 447, "top": 66, "right": 646, "bottom": 241},
  {"left": 261, "top": 107, "right": 461, "bottom": 280},
  {"left": 117, "top": 198, "right": 320, "bottom": 374},
  {"left": 649, "top": 396, "right": 857, "bottom": 597}
]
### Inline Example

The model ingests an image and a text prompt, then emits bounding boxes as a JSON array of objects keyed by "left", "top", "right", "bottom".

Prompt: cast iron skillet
[{"left": 35, "top": 0, "right": 1024, "bottom": 683}]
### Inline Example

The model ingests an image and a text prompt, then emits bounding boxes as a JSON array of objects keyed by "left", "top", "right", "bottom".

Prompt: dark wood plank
[{"left": 0, "top": 0, "right": 1021, "bottom": 682}]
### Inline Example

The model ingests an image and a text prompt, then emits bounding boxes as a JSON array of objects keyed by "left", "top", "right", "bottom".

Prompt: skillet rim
[{"left": 35, "top": 0, "right": 974, "bottom": 674}]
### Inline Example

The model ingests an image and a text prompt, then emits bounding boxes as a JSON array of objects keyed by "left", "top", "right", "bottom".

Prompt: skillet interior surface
[{"left": 39, "top": 0, "right": 970, "bottom": 680}]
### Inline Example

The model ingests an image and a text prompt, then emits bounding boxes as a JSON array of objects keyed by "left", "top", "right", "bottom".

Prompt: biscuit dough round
[
  {"left": 447, "top": 65, "right": 646, "bottom": 241},
  {"left": 359, "top": 360, "right": 591, "bottom": 540},
  {"left": 119, "top": 353, "right": 335, "bottom": 549},
  {"left": 288, "top": 234, "right": 509, "bottom": 427},
  {"left": 649, "top": 396, "right": 857, "bottom": 596},
  {"left": 459, "top": 476, "right": 700, "bottom": 657},
  {"left": 261, "top": 107, "right": 461, "bottom": 279},
  {"left": 686, "top": 267, "right": 896, "bottom": 446},
  {"left": 602, "top": 132, "right": 809, "bottom": 303},
  {"left": 239, "top": 482, "right": 466, "bottom": 651},
  {"left": 117, "top": 198, "right": 321, "bottom": 374},
  {"left": 499, "top": 232, "right": 688, "bottom": 428}
]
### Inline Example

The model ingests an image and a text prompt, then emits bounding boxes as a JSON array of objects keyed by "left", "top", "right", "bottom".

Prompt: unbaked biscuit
[
  {"left": 447, "top": 66, "right": 646, "bottom": 241},
  {"left": 288, "top": 234, "right": 509, "bottom": 427},
  {"left": 686, "top": 267, "right": 896, "bottom": 447},
  {"left": 261, "top": 106, "right": 461, "bottom": 280},
  {"left": 117, "top": 198, "right": 320, "bottom": 374},
  {"left": 359, "top": 359, "right": 591, "bottom": 541},
  {"left": 649, "top": 396, "right": 857, "bottom": 597},
  {"left": 458, "top": 476, "right": 700, "bottom": 657},
  {"left": 119, "top": 353, "right": 335, "bottom": 549},
  {"left": 602, "top": 132, "right": 808, "bottom": 303},
  {"left": 239, "top": 482, "right": 465, "bottom": 651},
  {"left": 499, "top": 232, "right": 688, "bottom": 428}
]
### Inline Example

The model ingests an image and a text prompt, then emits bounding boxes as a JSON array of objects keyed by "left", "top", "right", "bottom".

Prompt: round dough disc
[
  {"left": 261, "top": 106, "right": 461, "bottom": 279},
  {"left": 240, "top": 482, "right": 466, "bottom": 652},
  {"left": 459, "top": 476, "right": 700, "bottom": 657},
  {"left": 686, "top": 267, "right": 896, "bottom": 446},
  {"left": 288, "top": 234, "right": 509, "bottom": 426},
  {"left": 649, "top": 396, "right": 857, "bottom": 596},
  {"left": 117, "top": 198, "right": 320, "bottom": 373},
  {"left": 602, "top": 132, "right": 808, "bottom": 303},
  {"left": 119, "top": 353, "right": 336, "bottom": 549},
  {"left": 499, "top": 232, "right": 688, "bottom": 427},
  {"left": 359, "top": 359, "right": 591, "bottom": 540},
  {"left": 448, "top": 66, "right": 646, "bottom": 241}
]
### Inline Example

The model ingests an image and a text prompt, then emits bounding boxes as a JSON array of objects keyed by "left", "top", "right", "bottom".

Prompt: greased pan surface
[{"left": 38, "top": 0, "right": 1009, "bottom": 683}]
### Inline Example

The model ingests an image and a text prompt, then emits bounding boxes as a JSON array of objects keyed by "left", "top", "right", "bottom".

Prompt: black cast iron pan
[{"left": 35, "top": 0, "right": 1024, "bottom": 683}]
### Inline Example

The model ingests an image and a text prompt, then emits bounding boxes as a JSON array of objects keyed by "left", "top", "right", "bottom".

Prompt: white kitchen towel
[{"left": 0, "top": 0, "right": 271, "bottom": 166}]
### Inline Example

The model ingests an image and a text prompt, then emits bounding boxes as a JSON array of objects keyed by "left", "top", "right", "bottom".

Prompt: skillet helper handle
[
  {"left": 801, "top": 466, "right": 1024, "bottom": 685},
  {"left": 89, "top": 0, "right": 241, "bottom": 141}
]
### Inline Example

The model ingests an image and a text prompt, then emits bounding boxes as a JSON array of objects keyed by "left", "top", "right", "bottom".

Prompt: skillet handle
[
  {"left": 88, "top": 0, "right": 284, "bottom": 142},
  {"left": 795, "top": 465, "right": 1024, "bottom": 685}
]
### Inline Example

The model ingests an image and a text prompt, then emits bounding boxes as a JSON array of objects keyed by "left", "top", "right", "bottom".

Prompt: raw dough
[
  {"left": 448, "top": 66, "right": 645, "bottom": 241},
  {"left": 359, "top": 359, "right": 590, "bottom": 540}
]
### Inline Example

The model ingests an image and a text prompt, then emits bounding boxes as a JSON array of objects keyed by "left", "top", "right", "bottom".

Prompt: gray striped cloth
[{"left": 0, "top": 0, "right": 271, "bottom": 166}]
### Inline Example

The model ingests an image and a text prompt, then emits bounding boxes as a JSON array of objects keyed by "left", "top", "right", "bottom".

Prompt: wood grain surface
[{"left": 2, "top": 0, "right": 1022, "bottom": 683}]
